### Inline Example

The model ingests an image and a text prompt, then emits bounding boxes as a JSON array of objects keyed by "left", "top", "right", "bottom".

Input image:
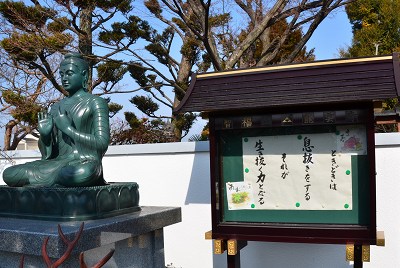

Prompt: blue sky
[{"left": 306, "top": 8, "right": 352, "bottom": 60}]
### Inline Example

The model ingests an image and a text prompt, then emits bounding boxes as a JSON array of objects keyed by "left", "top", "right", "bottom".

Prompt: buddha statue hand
[
  {"left": 38, "top": 111, "right": 54, "bottom": 146},
  {"left": 38, "top": 111, "right": 54, "bottom": 135},
  {"left": 54, "top": 106, "right": 73, "bottom": 135}
]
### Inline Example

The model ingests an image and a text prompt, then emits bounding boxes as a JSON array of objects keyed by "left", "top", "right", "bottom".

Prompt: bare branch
[
  {"left": 92, "top": 9, "right": 118, "bottom": 31},
  {"left": 234, "top": 0, "right": 256, "bottom": 22},
  {"left": 225, "top": 0, "right": 288, "bottom": 68},
  {"left": 147, "top": 87, "right": 174, "bottom": 108},
  {"left": 284, "top": 0, "right": 346, "bottom": 63}
]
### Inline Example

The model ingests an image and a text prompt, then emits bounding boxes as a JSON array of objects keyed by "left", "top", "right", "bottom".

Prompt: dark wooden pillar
[
  {"left": 227, "top": 252, "right": 241, "bottom": 268},
  {"left": 354, "top": 244, "right": 363, "bottom": 268}
]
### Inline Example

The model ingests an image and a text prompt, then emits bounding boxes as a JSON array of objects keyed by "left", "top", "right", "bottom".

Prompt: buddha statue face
[{"left": 59, "top": 53, "right": 89, "bottom": 95}]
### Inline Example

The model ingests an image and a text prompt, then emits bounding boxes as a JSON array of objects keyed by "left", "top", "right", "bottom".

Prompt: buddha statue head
[{"left": 60, "top": 52, "right": 89, "bottom": 94}]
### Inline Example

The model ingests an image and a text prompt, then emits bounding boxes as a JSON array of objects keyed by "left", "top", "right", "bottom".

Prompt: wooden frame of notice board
[{"left": 209, "top": 102, "right": 376, "bottom": 245}]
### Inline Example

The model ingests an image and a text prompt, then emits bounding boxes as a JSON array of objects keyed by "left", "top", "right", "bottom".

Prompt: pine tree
[{"left": 344, "top": 0, "right": 400, "bottom": 57}]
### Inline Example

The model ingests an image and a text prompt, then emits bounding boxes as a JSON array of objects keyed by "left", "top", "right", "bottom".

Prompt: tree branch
[
  {"left": 234, "top": 0, "right": 256, "bottom": 23},
  {"left": 225, "top": 0, "right": 288, "bottom": 69},
  {"left": 284, "top": 0, "right": 345, "bottom": 63},
  {"left": 36, "top": 54, "right": 67, "bottom": 95},
  {"left": 92, "top": 9, "right": 118, "bottom": 31}
]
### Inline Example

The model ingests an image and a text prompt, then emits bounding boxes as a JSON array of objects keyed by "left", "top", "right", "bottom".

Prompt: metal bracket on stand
[
  {"left": 205, "top": 231, "right": 248, "bottom": 268},
  {"left": 345, "top": 231, "right": 385, "bottom": 268}
]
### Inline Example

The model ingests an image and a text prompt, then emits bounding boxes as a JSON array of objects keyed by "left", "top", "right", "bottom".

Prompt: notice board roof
[{"left": 175, "top": 54, "right": 400, "bottom": 114}]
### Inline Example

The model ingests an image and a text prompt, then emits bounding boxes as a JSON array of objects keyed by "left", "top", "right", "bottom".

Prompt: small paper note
[{"left": 226, "top": 182, "right": 255, "bottom": 210}]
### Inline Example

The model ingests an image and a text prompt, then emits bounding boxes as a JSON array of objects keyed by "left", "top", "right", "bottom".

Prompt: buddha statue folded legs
[{"left": 3, "top": 158, "right": 105, "bottom": 187}]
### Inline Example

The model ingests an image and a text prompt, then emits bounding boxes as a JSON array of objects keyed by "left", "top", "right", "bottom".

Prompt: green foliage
[
  {"left": 97, "top": 0, "right": 131, "bottom": 13},
  {"left": 345, "top": 0, "right": 400, "bottom": 57},
  {"left": 346, "top": 0, "right": 380, "bottom": 31},
  {"left": 171, "top": 17, "right": 187, "bottom": 32},
  {"left": 145, "top": 27, "right": 174, "bottom": 65},
  {"left": 2, "top": 90, "right": 24, "bottom": 106},
  {"left": 144, "top": 0, "right": 161, "bottom": 16},
  {"left": 44, "top": 32, "right": 74, "bottom": 51},
  {"left": 0, "top": 1, "right": 54, "bottom": 30},
  {"left": 209, "top": 13, "right": 231, "bottom": 27},
  {"left": 180, "top": 37, "right": 200, "bottom": 65},
  {"left": 2, "top": 90, "right": 42, "bottom": 124},
  {"left": 110, "top": 116, "right": 175, "bottom": 144},
  {"left": 0, "top": 0, "right": 151, "bottom": 148},
  {"left": 124, "top": 111, "right": 141, "bottom": 128},
  {"left": 174, "top": 81, "right": 188, "bottom": 101},
  {"left": 103, "top": 97, "right": 123, "bottom": 118},
  {"left": 47, "top": 17, "right": 70, "bottom": 33},
  {"left": 0, "top": 1, "right": 72, "bottom": 62},
  {"left": 73, "top": 0, "right": 131, "bottom": 12},
  {"left": 97, "top": 61, "right": 127, "bottom": 83},
  {"left": 173, "top": 112, "right": 196, "bottom": 137},
  {"left": 272, "top": 22, "right": 315, "bottom": 63},
  {"left": 98, "top": 15, "right": 153, "bottom": 45},
  {"left": 2, "top": 31, "right": 73, "bottom": 62},
  {"left": 345, "top": 0, "right": 400, "bottom": 133},
  {"left": 130, "top": 95, "right": 159, "bottom": 117},
  {"left": 127, "top": 62, "right": 148, "bottom": 87},
  {"left": 1, "top": 33, "right": 39, "bottom": 61},
  {"left": 98, "top": 22, "right": 126, "bottom": 44},
  {"left": 108, "top": 102, "right": 123, "bottom": 118},
  {"left": 197, "top": 53, "right": 212, "bottom": 72},
  {"left": 146, "top": 43, "right": 170, "bottom": 64}
]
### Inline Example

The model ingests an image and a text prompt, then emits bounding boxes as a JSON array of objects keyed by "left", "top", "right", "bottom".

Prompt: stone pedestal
[
  {"left": 0, "top": 206, "right": 181, "bottom": 267},
  {"left": 0, "top": 183, "right": 140, "bottom": 221}
]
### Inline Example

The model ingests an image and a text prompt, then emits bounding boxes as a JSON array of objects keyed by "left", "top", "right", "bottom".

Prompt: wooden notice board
[{"left": 175, "top": 54, "right": 400, "bottom": 245}]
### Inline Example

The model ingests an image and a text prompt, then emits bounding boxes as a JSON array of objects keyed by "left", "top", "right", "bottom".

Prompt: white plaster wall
[
  {"left": 102, "top": 142, "right": 213, "bottom": 268},
  {"left": 366, "top": 133, "right": 400, "bottom": 267},
  {"left": 1, "top": 134, "right": 399, "bottom": 267}
]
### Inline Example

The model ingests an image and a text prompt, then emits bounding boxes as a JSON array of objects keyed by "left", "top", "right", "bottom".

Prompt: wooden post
[
  {"left": 227, "top": 252, "right": 241, "bottom": 268},
  {"left": 226, "top": 240, "right": 248, "bottom": 268},
  {"left": 354, "top": 244, "right": 363, "bottom": 268}
]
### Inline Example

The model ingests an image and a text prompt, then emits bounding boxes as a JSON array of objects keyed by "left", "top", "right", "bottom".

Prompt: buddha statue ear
[{"left": 81, "top": 70, "right": 88, "bottom": 90}]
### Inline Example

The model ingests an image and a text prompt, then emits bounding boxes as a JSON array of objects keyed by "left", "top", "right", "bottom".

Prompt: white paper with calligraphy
[
  {"left": 241, "top": 126, "right": 366, "bottom": 210},
  {"left": 226, "top": 182, "right": 255, "bottom": 210}
]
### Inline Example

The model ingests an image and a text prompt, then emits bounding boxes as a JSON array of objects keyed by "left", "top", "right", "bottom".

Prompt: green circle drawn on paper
[
  {"left": 296, "top": 202, "right": 300, "bottom": 208},
  {"left": 344, "top": 204, "right": 349, "bottom": 209},
  {"left": 244, "top": 138, "right": 249, "bottom": 142},
  {"left": 297, "top": 135, "right": 302, "bottom": 140},
  {"left": 245, "top": 168, "right": 249, "bottom": 173},
  {"left": 346, "top": 170, "right": 351, "bottom": 175},
  {"left": 251, "top": 204, "right": 255, "bottom": 208}
]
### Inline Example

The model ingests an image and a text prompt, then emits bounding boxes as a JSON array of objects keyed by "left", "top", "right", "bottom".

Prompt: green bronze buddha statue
[{"left": 3, "top": 53, "right": 110, "bottom": 187}]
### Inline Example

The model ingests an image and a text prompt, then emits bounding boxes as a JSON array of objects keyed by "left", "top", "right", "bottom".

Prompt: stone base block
[{"left": 0, "top": 182, "right": 140, "bottom": 221}]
